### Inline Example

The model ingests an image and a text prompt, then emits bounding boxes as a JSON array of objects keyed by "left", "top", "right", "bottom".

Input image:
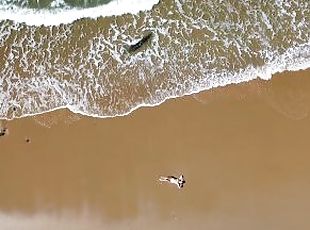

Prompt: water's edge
[{"left": 1, "top": 66, "right": 308, "bottom": 121}]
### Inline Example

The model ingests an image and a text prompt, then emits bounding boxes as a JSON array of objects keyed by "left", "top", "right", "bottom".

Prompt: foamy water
[
  {"left": 0, "top": 0, "right": 159, "bottom": 26},
  {"left": 0, "top": 0, "right": 309, "bottom": 120}
]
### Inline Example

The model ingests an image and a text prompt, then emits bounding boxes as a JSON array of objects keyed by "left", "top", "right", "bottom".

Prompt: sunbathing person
[{"left": 159, "top": 174, "right": 185, "bottom": 189}]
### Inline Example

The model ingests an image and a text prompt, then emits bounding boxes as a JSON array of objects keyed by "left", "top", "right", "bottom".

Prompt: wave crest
[{"left": 0, "top": 0, "right": 159, "bottom": 26}]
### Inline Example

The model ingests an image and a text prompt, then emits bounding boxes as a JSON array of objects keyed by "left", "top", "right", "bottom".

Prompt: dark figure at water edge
[
  {"left": 0, "top": 128, "right": 7, "bottom": 137},
  {"left": 127, "top": 32, "right": 153, "bottom": 53}
]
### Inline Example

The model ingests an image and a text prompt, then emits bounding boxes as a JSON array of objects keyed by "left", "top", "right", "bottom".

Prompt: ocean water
[{"left": 0, "top": 0, "right": 309, "bottom": 119}]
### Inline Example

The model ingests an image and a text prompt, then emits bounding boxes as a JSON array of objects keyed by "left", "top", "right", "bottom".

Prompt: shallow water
[{"left": 0, "top": 0, "right": 309, "bottom": 119}]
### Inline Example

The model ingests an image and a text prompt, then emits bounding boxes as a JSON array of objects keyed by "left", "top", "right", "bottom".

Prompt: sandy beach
[{"left": 1, "top": 69, "right": 310, "bottom": 230}]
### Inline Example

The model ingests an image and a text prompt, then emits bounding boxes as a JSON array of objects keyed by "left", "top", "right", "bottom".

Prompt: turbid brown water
[
  {"left": 1, "top": 0, "right": 309, "bottom": 119},
  {"left": 0, "top": 69, "right": 310, "bottom": 229}
]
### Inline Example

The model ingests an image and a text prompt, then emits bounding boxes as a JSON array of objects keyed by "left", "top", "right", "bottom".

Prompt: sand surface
[{"left": 0, "top": 69, "right": 310, "bottom": 230}]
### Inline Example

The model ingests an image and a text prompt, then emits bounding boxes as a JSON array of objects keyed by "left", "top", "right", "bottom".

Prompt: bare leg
[{"left": 159, "top": 176, "right": 169, "bottom": 182}]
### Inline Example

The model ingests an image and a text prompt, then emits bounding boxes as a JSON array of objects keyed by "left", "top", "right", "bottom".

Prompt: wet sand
[{"left": 1, "top": 69, "right": 310, "bottom": 230}]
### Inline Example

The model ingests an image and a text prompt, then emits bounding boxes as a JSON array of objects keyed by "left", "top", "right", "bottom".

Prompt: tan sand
[{"left": 0, "top": 69, "right": 310, "bottom": 230}]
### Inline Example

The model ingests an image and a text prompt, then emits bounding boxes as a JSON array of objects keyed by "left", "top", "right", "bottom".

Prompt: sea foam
[
  {"left": 0, "top": 0, "right": 159, "bottom": 26},
  {"left": 0, "top": 0, "right": 309, "bottom": 120}
]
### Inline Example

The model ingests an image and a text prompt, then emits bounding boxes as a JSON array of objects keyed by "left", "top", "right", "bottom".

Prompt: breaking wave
[{"left": 0, "top": 0, "right": 159, "bottom": 26}]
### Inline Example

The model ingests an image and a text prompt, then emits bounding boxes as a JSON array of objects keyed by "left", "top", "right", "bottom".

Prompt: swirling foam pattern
[{"left": 0, "top": 0, "right": 309, "bottom": 119}]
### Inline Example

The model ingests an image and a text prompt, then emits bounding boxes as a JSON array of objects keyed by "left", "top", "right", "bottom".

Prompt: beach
[
  {"left": 0, "top": 0, "right": 309, "bottom": 229},
  {"left": 1, "top": 69, "right": 310, "bottom": 229}
]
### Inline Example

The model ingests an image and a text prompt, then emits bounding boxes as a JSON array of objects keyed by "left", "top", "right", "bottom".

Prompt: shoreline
[{"left": 1, "top": 68, "right": 309, "bottom": 121}]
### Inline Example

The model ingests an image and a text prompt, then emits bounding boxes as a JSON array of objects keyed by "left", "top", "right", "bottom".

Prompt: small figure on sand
[
  {"left": 159, "top": 174, "right": 185, "bottom": 189},
  {"left": 0, "top": 120, "right": 8, "bottom": 137},
  {"left": 0, "top": 127, "right": 7, "bottom": 137}
]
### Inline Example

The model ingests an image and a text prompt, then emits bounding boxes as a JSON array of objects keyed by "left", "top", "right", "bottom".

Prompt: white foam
[
  {"left": 0, "top": 0, "right": 159, "bottom": 26},
  {"left": 50, "top": 42, "right": 310, "bottom": 119},
  {"left": 2, "top": 42, "right": 309, "bottom": 121},
  {"left": 1, "top": 0, "right": 309, "bottom": 121}
]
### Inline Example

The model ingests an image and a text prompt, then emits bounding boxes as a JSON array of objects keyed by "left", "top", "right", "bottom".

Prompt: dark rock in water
[{"left": 128, "top": 32, "right": 153, "bottom": 53}]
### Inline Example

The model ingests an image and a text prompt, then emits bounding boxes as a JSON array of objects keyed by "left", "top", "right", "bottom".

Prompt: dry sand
[{"left": 0, "top": 69, "right": 310, "bottom": 230}]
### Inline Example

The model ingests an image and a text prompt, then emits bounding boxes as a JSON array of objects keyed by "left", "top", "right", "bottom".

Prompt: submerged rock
[{"left": 127, "top": 32, "right": 153, "bottom": 53}]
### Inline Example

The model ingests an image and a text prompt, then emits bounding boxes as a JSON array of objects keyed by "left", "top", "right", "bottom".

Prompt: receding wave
[
  {"left": 0, "top": 0, "right": 309, "bottom": 120},
  {"left": 0, "top": 0, "right": 159, "bottom": 26}
]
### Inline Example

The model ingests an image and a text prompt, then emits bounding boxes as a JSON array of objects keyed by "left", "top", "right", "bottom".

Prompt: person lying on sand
[{"left": 159, "top": 175, "right": 185, "bottom": 189}]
